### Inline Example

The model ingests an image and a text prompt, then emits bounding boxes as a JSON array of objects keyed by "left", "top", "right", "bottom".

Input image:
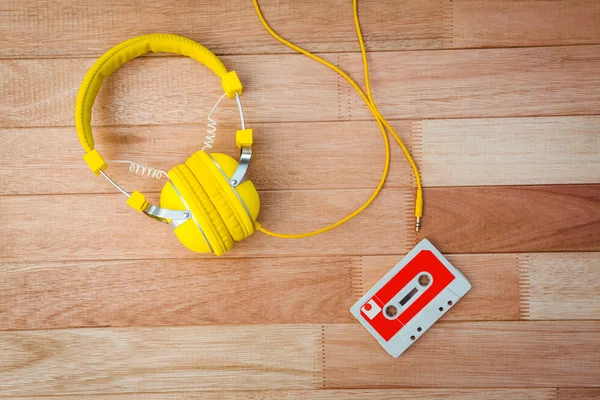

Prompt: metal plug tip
[{"left": 415, "top": 217, "right": 421, "bottom": 232}]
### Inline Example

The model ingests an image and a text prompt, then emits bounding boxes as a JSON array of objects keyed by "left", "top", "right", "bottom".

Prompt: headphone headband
[
  {"left": 75, "top": 34, "right": 253, "bottom": 225},
  {"left": 76, "top": 34, "right": 243, "bottom": 161}
]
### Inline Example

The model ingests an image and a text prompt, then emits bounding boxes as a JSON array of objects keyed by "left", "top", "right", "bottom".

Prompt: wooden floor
[{"left": 1, "top": 0, "right": 600, "bottom": 398}]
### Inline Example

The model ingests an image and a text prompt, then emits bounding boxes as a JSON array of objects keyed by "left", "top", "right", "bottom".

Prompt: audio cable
[{"left": 252, "top": 0, "right": 424, "bottom": 238}]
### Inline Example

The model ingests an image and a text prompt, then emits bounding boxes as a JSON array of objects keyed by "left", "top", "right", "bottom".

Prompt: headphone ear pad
[
  {"left": 160, "top": 164, "right": 233, "bottom": 255},
  {"left": 188, "top": 151, "right": 259, "bottom": 241},
  {"left": 199, "top": 151, "right": 260, "bottom": 231}
]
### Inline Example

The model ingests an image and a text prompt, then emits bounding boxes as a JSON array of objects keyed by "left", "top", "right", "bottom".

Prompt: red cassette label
[{"left": 359, "top": 250, "right": 455, "bottom": 341}]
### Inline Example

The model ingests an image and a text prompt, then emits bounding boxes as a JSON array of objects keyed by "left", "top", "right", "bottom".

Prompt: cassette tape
[{"left": 350, "top": 239, "right": 471, "bottom": 357}]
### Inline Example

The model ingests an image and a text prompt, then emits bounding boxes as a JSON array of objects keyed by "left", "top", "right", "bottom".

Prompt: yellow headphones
[
  {"left": 75, "top": 34, "right": 259, "bottom": 256},
  {"left": 76, "top": 1, "right": 424, "bottom": 256}
]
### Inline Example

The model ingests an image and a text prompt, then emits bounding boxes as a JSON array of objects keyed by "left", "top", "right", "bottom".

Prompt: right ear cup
[
  {"left": 160, "top": 151, "right": 260, "bottom": 256},
  {"left": 161, "top": 163, "right": 233, "bottom": 255},
  {"left": 187, "top": 151, "right": 257, "bottom": 241}
]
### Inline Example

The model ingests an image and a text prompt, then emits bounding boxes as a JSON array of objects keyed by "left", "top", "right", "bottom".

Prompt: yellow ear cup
[
  {"left": 210, "top": 153, "right": 260, "bottom": 228},
  {"left": 187, "top": 151, "right": 258, "bottom": 241},
  {"left": 161, "top": 164, "right": 233, "bottom": 255}
]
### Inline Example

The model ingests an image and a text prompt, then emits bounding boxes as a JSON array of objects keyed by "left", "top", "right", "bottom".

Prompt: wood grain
[
  {"left": 2, "top": 184, "right": 599, "bottom": 262},
  {"left": 2, "top": 0, "right": 600, "bottom": 396},
  {"left": 558, "top": 389, "right": 600, "bottom": 400},
  {"left": 359, "top": 254, "right": 521, "bottom": 321},
  {"left": 0, "top": 188, "right": 413, "bottom": 261},
  {"left": 0, "top": 253, "right": 522, "bottom": 331},
  {"left": 3, "top": 45, "right": 599, "bottom": 127},
  {"left": 453, "top": 0, "right": 600, "bottom": 48},
  {"left": 323, "top": 322, "right": 600, "bottom": 388},
  {"left": 418, "top": 185, "right": 600, "bottom": 253},
  {"left": 418, "top": 116, "right": 600, "bottom": 187},
  {"left": 3, "top": 389, "right": 558, "bottom": 400},
  {"left": 0, "top": 325, "right": 317, "bottom": 396},
  {"left": 0, "top": 0, "right": 451, "bottom": 58},
  {"left": 2, "top": 0, "right": 599, "bottom": 59},
  {"left": 0, "top": 257, "right": 355, "bottom": 330},
  {"left": 4, "top": 115, "right": 600, "bottom": 196},
  {"left": 1, "top": 252, "right": 595, "bottom": 332},
  {"left": 1, "top": 323, "right": 598, "bottom": 395},
  {"left": 520, "top": 253, "right": 600, "bottom": 320},
  {"left": 0, "top": 121, "right": 412, "bottom": 195}
]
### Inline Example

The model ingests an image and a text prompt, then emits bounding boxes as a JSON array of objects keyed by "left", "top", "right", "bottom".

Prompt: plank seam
[
  {"left": 517, "top": 253, "right": 532, "bottom": 320},
  {"left": 337, "top": 53, "right": 342, "bottom": 121},
  {"left": 4, "top": 42, "right": 600, "bottom": 62},
  {"left": 403, "top": 188, "right": 417, "bottom": 251},
  {"left": 315, "top": 324, "right": 326, "bottom": 388},
  {"left": 440, "top": 0, "right": 454, "bottom": 50},
  {"left": 409, "top": 120, "right": 424, "bottom": 188},
  {"left": 553, "top": 388, "right": 560, "bottom": 400},
  {"left": 350, "top": 256, "right": 364, "bottom": 300},
  {"left": 348, "top": 77, "right": 353, "bottom": 121}
]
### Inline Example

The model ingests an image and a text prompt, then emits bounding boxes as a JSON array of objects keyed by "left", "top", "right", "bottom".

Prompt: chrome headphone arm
[
  {"left": 229, "top": 146, "right": 251, "bottom": 186},
  {"left": 228, "top": 93, "right": 252, "bottom": 187},
  {"left": 144, "top": 204, "right": 191, "bottom": 225},
  {"left": 99, "top": 170, "right": 191, "bottom": 226}
]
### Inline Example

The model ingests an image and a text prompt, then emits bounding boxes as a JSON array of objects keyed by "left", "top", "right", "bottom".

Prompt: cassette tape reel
[{"left": 350, "top": 239, "right": 471, "bottom": 357}]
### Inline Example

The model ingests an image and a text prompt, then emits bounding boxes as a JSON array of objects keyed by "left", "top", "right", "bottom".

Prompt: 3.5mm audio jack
[{"left": 415, "top": 189, "right": 423, "bottom": 232}]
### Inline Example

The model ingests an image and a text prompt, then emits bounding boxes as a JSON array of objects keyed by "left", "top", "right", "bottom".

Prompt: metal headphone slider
[
  {"left": 143, "top": 204, "right": 192, "bottom": 226},
  {"left": 99, "top": 170, "right": 191, "bottom": 226},
  {"left": 228, "top": 93, "right": 252, "bottom": 187}
]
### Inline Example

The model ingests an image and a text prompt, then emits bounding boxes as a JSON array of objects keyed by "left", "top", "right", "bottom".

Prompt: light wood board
[
  {"left": 2, "top": 0, "right": 599, "bottom": 58},
  {"left": 2, "top": 253, "right": 598, "bottom": 331},
  {"left": 2, "top": 46, "right": 600, "bottom": 128},
  {"left": 1, "top": 0, "right": 599, "bottom": 397},
  {"left": 0, "top": 389, "right": 563, "bottom": 400}
]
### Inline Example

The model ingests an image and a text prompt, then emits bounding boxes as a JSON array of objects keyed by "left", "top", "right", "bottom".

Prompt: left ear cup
[{"left": 161, "top": 164, "right": 233, "bottom": 255}]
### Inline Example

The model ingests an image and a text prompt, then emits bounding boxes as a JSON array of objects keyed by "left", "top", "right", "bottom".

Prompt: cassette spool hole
[
  {"left": 385, "top": 305, "right": 398, "bottom": 318},
  {"left": 418, "top": 274, "right": 430, "bottom": 287}
]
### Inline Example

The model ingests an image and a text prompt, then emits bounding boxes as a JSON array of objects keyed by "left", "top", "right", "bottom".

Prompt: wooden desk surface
[{"left": 1, "top": 0, "right": 599, "bottom": 398}]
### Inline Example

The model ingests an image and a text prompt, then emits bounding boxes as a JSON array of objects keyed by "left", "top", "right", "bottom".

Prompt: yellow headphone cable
[{"left": 252, "top": 0, "right": 424, "bottom": 238}]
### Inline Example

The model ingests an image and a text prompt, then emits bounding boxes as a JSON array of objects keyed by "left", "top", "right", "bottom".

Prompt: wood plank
[
  {"left": 2, "top": 45, "right": 599, "bottom": 127},
  {"left": 3, "top": 388, "right": 557, "bottom": 400},
  {"left": 1, "top": 252, "right": 595, "bottom": 332},
  {"left": 519, "top": 253, "right": 600, "bottom": 320},
  {"left": 0, "top": 188, "right": 413, "bottom": 261},
  {"left": 0, "top": 253, "right": 521, "bottom": 331},
  {"left": 0, "top": 257, "right": 355, "bottom": 330},
  {"left": 2, "top": 185, "right": 599, "bottom": 262},
  {"left": 453, "top": 0, "right": 600, "bottom": 48},
  {"left": 5, "top": 115, "right": 600, "bottom": 196},
  {"left": 0, "top": 0, "right": 451, "bottom": 59},
  {"left": 352, "top": 45, "right": 600, "bottom": 120},
  {"left": 418, "top": 116, "right": 600, "bottom": 187},
  {"left": 0, "top": 325, "right": 317, "bottom": 396},
  {"left": 358, "top": 254, "right": 521, "bottom": 321},
  {"left": 2, "top": 0, "right": 600, "bottom": 59},
  {"left": 323, "top": 322, "right": 600, "bottom": 388},
  {"left": 2, "top": 323, "right": 598, "bottom": 395},
  {"left": 418, "top": 185, "right": 600, "bottom": 253},
  {"left": 558, "top": 389, "right": 600, "bottom": 400},
  {"left": 0, "top": 121, "right": 412, "bottom": 195}
]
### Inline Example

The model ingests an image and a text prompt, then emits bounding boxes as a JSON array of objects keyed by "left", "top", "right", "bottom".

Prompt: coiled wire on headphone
[
  {"left": 108, "top": 160, "right": 169, "bottom": 180},
  {"left": 202, "top": 93, "right": 228, "bottom": 152},
  {"left": 106, "top": 94, "right": 229, "bottom": 181}
]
